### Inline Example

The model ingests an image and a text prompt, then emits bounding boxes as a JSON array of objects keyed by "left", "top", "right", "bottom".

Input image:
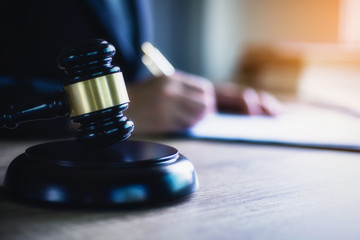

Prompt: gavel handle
[{"left": 0, "top": 91, "right": 69, "bottom": 129}]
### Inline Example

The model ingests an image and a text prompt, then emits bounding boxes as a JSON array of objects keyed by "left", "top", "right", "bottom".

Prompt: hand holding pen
[
  {"left": 126, "top": 42, "right": 282, "bottom": 135},
  {"left": 125, "top": 42, "right": 216, "bottom": 135},
  {"left": 140, "top": 42, "right": 282, "bottom": 117}
]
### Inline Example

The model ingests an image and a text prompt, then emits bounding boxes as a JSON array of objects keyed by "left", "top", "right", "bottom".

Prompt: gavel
[
  {"left": 2, "top": 39, "right": 198, "bottom": 206},
  {"left": 0, "top": 39, "right": 134, "bottom": 147}
]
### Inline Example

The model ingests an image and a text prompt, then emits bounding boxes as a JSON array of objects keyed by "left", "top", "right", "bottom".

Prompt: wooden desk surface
[{"left": 1, "top": 138, "right": 360, "bottom": 240}]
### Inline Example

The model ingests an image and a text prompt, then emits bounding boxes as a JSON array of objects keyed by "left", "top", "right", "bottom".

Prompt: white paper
[{"left": 187, "top": 105, "right": 360, "bottom": 150}]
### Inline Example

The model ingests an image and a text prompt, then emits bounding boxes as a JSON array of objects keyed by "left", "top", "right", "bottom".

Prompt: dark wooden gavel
[{"left": 0, "top": 39, "right": 134, "bottom": 147}]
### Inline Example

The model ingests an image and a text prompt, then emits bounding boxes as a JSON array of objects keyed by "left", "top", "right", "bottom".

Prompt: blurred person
[{"left": 0, "top": 0, "right": 280, "bottom": 138}]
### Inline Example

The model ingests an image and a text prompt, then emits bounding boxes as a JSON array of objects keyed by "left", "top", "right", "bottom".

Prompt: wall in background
[
  {"left": 339, "top": 0, "right": 360, "bottom": 43},
  {"left": 150, "top": 0, "right": 245, "bottom": 82},
  {"left": 151, "top": 0, "right": 359, "bottom": 83},
  {"left": 204, "top": 0, "right": 341, "bottom": 83},
  {"left": 242, "top": 0, "right": 340, "bottom": 44},
  {"left": 150, "top": 0, "right": 206, "bottom": 76},
  {"left": 202, "top": 0, "right": 245, "bottom": 83}
]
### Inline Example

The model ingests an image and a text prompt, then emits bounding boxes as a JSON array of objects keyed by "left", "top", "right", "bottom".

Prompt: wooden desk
[{"left": 1, "top": 138, "right": 360, "bottom": 240}]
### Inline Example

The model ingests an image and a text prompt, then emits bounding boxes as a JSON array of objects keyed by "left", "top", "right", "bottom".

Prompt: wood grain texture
[{"left": 1, "top": 139, "right": 360, "bottom": 240}]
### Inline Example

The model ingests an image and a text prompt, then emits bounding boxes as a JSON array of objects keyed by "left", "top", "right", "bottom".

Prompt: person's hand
[
  {"left": 215, "top": 82, "right": 283, "bottom": 116},
  {"left": 126, "top": 71, "right": 216, "bottom": 135}
]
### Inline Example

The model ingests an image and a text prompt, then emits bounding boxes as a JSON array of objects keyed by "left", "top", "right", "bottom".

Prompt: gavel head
[{"left": 58, "top": 39, "right": 134, "bottom": 147}]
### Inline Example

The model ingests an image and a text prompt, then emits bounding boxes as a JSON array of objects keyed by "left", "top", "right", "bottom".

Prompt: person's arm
[
  {"left": 126, "top": 71, "right": 216, "bottom": 135},
  {"left": 126, "top": 72, "right": 284, "bottom": 136}
]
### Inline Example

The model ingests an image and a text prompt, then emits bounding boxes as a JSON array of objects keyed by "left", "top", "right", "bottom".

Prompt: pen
[{"left": 141, "top": 42, "right": 175, "bottom": 77}]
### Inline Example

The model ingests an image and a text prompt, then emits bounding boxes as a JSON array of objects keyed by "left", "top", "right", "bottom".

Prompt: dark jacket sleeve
[{"left": 0, "top": 0, "right": 152, "bottom": 138}]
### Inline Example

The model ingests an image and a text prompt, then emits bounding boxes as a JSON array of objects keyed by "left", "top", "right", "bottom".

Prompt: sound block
[{"left": 4, "top": 140, "right": 198, "bottom": 207}]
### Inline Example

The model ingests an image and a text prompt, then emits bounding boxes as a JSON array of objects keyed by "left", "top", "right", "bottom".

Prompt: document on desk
[{"left": 186, "top": 105, "right": 360, "bottom": 151}]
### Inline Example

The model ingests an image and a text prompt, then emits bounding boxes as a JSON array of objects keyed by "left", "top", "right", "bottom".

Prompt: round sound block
[{"left": 4, "top": 140, "right": 198, "bottom": 206}]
